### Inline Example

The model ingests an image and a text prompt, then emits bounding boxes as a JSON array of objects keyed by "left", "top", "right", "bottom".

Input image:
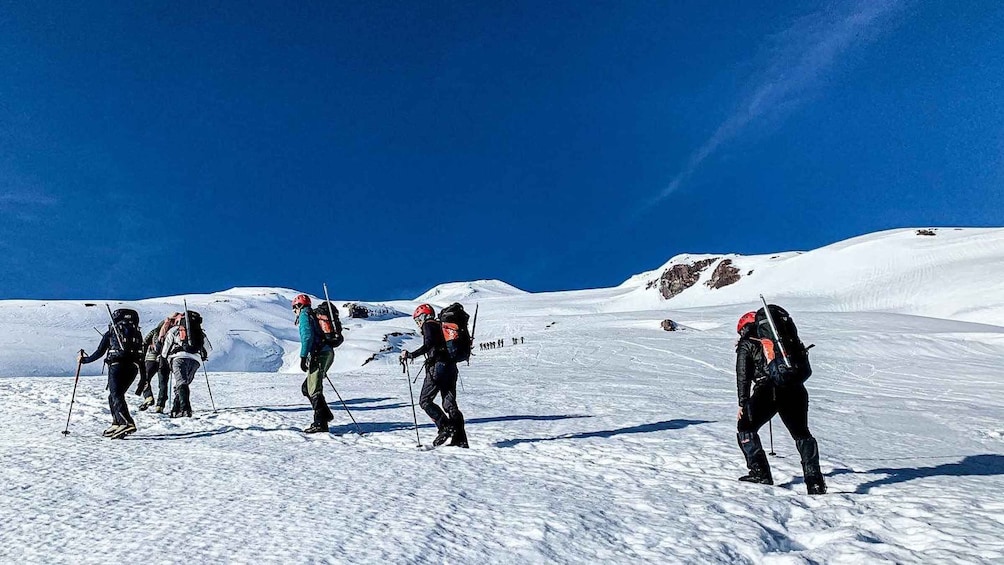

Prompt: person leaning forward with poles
[
  {"left": 292, "top": 294, "right": 335, "bottom": 433},
  {"left": 734, "top": 303, "right": 826, "bottom": 495},
  {"left": 78, "top": 308, "right": 146, "bottom": 439},
  {"left": 400, "top": 304, "right": 468, "bottom": 448}
]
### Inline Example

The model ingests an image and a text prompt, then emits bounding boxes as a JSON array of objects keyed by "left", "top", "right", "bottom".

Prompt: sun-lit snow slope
[
  {"left": 417, "top": 279, "right": 527, "bottom": 303},
  {"left": 618, "top": 228, "right": 1004, "bottom": 325},
  {"left": 0, "top": 287, "right": 414, "bottom": 377},
  {"left": 3, "top": 228, "right": 1002, "bottom": 378},
  {"left": 2, "top": 299, "right": 1003, "bottom": 563}
]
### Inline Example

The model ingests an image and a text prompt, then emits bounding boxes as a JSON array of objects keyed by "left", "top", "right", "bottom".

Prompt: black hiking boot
[
  {"left": 805, "top": 475, "right": 827, "bottom": 495},
  {"left": 304, "top": 422, "right": 329, "bottom": 434},
  {"left": 433, "top": 426, "right": 455, "bottom": 447},
  {"left": 738, "top": 465, "right": 773, "bottom": 485}
]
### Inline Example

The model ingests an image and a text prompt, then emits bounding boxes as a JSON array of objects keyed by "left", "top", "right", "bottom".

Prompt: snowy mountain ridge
[
  {"left": 1, "top": 227, "right": 1002, "bottom": 377},
  {"left": 617, "top": 227, "right": 1004, "bottom": 325}
]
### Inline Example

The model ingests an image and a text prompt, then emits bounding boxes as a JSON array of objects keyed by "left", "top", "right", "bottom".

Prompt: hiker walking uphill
[
  {"left": 159, "top": 310, "right": 207, "bottom": 418},
  {"left": 293, "top": 294, "right": 335, "bottom": 433},
  {"left": 734, "top": 305, "right": 826, "bottom": 495},
  {"left": 401, "top": 303, "right": 469, "bottom": 448},
  {"left": 137, "top": 316, "right": 176, "bottom": 413},
  {"left": 78, "top": 308, "right": 145, "bottom": 439}
]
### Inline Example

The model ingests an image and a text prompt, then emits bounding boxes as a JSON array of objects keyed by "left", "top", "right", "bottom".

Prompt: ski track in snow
[{"left": 2, "top": 305, "right": 1004, "bottom": 564}]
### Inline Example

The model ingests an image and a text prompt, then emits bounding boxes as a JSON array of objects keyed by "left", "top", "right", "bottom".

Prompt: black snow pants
[
  {"left": 737, "top": 382, "right": 821, "bottom": 480},
  {"left": 107, "top": 362, "right": 138, "bottom": 426},
  {"left": 419, "top": 361, "right": 466, "bottom": 440},
  {"left": 140, "top": 360, "right": 171, "bottom": 407}
]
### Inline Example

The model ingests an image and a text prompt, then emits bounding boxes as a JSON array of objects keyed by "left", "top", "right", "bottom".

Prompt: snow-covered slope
[
  {"left": 2, "top": 228, "right": 1003, "bottom": 378},
  {"left": 417, "top": 279, "right": 527, "bottom": 303},
  {"left": 619, "top": 227, "right": 1004, "bottom": 325},
  {"left": 2, "top": 299, "right": 1003, "bottom": 563},
  {"left": 2, "top": 227, "right": 1004, "bottom": 562}
]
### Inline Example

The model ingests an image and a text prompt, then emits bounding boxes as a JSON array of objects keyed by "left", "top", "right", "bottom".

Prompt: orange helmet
[
  {"left": 413, "top": 303, "right": 435, "bottom": 322},
  {"left": 292, "top": 294, "right": 312, "bottom": 309},
  {"left": 737, "top": 311, "right": 757, "bottom": 334}
]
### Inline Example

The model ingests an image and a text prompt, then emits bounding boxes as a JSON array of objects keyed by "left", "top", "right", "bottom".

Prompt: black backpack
[
  {"left": 313, "top": 302, "right": 344, "bottom": 348},
  {"left": 106, "top": 308, "right": 144, "bottom": 363},
  {"left": 438, "top": 303, "right": 472, "bottom": 363},
  {"left": 178, "top": 311, "right": 205, "bottom": 355},
  {"left": 755, "top": 304, "right": 812, "bottom": 386}
]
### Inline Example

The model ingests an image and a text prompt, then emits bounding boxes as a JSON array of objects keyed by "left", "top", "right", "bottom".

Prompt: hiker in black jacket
[
  {"left": 735, "top": 311, "right": 826, "bottom": 494},
  {"left": 78, "top": 311, "right": 145, "bottom": 439},
  {"left": 401, "top": 304, "right": 467, "bottom": 448}
]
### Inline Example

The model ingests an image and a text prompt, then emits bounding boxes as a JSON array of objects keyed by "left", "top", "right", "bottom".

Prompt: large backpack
[
  {"left": 158, "top": 313, "right": 183, "bottom": 343},
  {"left": 106, "top": 308, "right": 144, "bottom": 364},
  {"left": 754, "top": 304, "right": 812, "bottom": 386},
  {"left": 438, "top": 303, "right": 472, "bottom": 363},
  {"left": 313, "top": 302, "right": 344, "bottom": 348},
  {"left": 177, "top": 311, "right": 205, "bottom": 355}
]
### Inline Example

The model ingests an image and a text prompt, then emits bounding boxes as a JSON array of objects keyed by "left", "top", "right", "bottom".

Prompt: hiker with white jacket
[{"left": 159, "top": 311, "right": 208, "bottom": 418}]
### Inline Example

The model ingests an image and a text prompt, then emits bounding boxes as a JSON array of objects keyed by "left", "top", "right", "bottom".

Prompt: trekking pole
[
  {"left": 403, "top": 359, "right": 422, "bottom": 447},
  {"left": 768, "top": 419, "right": 776, "bottom": 456},
  {"left": 202, "top": 364, "right": 217, "bottom": 412},
  {"left": 759, "top": 294, "right": 791, "bottom": 368},
  {"left": 324, "top": 375, "right": 362, "bottom": 435},
  {"left": 62, "top": 357, "right": 83, "bottom": 436}
]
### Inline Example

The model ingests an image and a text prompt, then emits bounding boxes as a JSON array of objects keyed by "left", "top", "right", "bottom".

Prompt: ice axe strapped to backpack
[
  {"left": 756, "top": 295, "right": 813, "bottom": 387},
  {"left": 439, "top": 302, "right": 473, "bottom": 364},
  {"left": 104, "top": 305, "right": 144, "bottom": 364}
]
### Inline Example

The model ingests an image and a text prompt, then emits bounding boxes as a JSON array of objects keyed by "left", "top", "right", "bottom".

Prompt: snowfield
[{"left": 1, "top": 228, "right": 1003, "bottom": 563}]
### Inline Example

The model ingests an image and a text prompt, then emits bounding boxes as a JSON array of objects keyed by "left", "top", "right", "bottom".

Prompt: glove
[
  {"left": 300, "top": 357, "right": 309, "bottom": 372},
  {"left": 400, "top": 350, "right": 410, "bottom": 362}
]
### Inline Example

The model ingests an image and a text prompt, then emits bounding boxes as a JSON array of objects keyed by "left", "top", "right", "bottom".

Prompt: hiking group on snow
[{"left": 68, "top": 292, "right": 825, "bottom": 493}]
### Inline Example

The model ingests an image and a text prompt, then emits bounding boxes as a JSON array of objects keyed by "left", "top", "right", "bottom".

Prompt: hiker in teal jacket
[{"left": 292, "top": 294, "right": 334, "bottom": 433}]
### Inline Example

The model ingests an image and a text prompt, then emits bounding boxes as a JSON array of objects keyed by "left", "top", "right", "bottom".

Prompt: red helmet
[
  {"left": 292, "top": 294, "right": 312, "bottom": 309},
  {"left": 413, "top": 303, "right": 435, "bottom": 321},
  {"left": 737, "top": 311, "right": 757, "bottom": 334}
]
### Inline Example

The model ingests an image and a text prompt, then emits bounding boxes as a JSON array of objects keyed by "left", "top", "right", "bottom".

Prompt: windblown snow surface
[{"left": 1, "top": 228, "right": 1003, "bottom": 564}]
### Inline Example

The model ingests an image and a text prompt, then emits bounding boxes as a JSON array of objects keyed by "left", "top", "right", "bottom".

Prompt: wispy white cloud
[{"left": 639, "top": 0, "right": 905, "bottom": 214}]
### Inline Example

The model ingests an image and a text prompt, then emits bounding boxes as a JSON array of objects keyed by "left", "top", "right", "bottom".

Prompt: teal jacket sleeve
[{"left": 299, "top": 309, "right": 315, "bottom": 358}]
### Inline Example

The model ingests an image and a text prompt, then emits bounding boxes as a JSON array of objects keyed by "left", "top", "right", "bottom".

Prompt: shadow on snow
[
  {"left": 493, "top": 419, "right": 713, "bottom": 448},
  {"left": 828, "top": 454, "right": 1004, "bottom": 494},
  {"left": 329, "top": 414, "right": 592, "bottom": 435}
]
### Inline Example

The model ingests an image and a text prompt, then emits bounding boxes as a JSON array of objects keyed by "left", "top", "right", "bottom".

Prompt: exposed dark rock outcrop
[
  {"left": 706, "top": 259, "right": 742, "bottom": 290},
  {"left": 659, "top": 258, "right": 717, "bottom": 299},
  {"left": 661, "top": 319, "right": 679, "bottom": 331},
  {"left": 344, "top": 303, "right": 370, "bottom": 318},
  {"left": 916, "top": 229, "right": 937, "bottom": 236}
]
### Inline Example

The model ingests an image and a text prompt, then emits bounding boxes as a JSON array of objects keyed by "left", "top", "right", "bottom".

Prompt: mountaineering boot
[
  {"left": 738, "top": 431, "right": 774, "bottom": 485},
  {"left": 448, "top": 411, "right": 468, "bottom": 448},
  {"left": 304, "top": 422, "right": 329, "bottom": 434},
  {"left": 155, "top": 405, "right": 165, "bottom": 414},
  {"left": 738, "top": 465, "right": 773, "bottom": 485},
  {"left": 103, "top": 425, "right": 123, "bottom": 437},
  {"left": 433, "top": 425, "right": 455, "bottom": 447},
  {"left": 109, "top": 423, "right": 137, "bottom": 439},
  {"left": 138, "top": 396, "right": 155, "bottom": 411},
  {"left": 796, "top": 438, "right": 827, "bottom": 495}
]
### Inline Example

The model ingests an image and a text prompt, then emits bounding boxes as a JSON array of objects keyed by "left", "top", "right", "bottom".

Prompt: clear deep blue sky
[{"left": 1, "top": 1, "right": 1001, "bottom": 300}]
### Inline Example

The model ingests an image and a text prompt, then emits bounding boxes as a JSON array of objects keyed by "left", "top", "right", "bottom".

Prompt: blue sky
[{"left": 1, "top": 1, "right": 1001, "bottom": 300}]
